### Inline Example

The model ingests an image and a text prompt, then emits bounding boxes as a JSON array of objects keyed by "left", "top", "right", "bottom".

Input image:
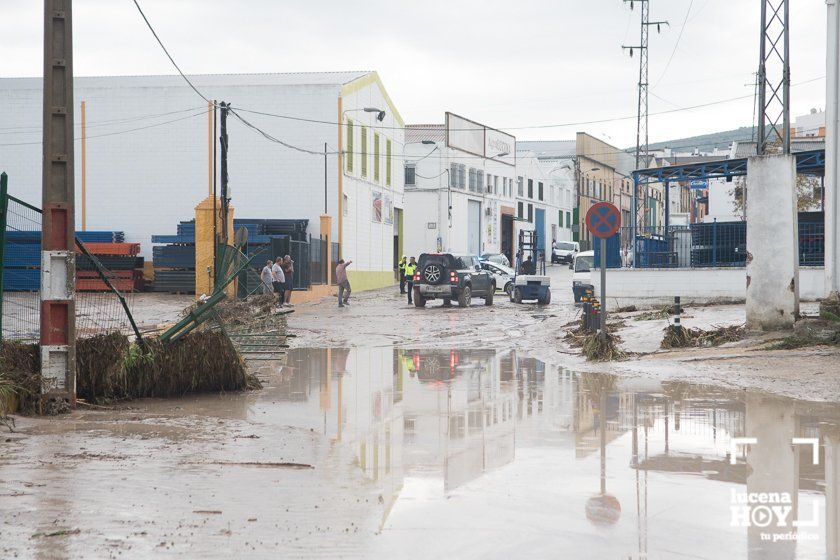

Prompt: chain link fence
[{"left": 1, "top": 177, "right": 140, "bottom": 343}]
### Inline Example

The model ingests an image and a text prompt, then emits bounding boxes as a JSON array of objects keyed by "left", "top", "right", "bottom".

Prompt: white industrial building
[
  {"left": 403, "top": 114, "right": 518, "bottom": 261},
  {"left": 514, "top": 149, "right": 574, "bottom": 256},
  {"left": 0, "top": 71, "right": 405, "bottom": 291}
]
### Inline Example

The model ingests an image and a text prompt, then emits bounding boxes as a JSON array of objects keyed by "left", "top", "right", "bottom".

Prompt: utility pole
[
  {"left": 41, "top": 0, "right": 76, "bottom": 408},
  {"left": 324, "top": 142, "right": 328, "bottom": 214},
  {"left": 757, "top": 0, "right": 790, "bottom": 155},
  {"left": 827, "top": 0, "right": 840, "bottom": 296},
  {"left": 622, "top": 0, "right": 667, "bottom": 235},
  {"left": 219, "top": 101, "right": 230, "bottom": 247}
]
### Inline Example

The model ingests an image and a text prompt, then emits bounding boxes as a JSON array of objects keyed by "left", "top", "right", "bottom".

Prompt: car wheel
[
  {"left": 458, "top": 286, "right": 472, "bottom": 307},
  {"left": 442, "top": 298, "right": 452, "bottom": 308},
  {"left": 413, "top": 287, "right": 426, "bottom": 308},
  {"left": 513, "top": 288, "right": 523, "bottom": 304},
  {"left": 484, "top": 288, "right": 494, "bottom": 306},
  {"left": 538, "top": 290, "right": 551, "bottom": 305},
  {"left": 504, "top": 282, "right": 513, "bottom": 295}
]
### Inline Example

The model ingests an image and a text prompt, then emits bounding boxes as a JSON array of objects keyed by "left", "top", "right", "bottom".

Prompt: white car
[
  {"left": 481, "top": 261, "right": 515, "bottom": 295},
  {"left": 572, "top": 250, "right": 595, "bottom": 303}
]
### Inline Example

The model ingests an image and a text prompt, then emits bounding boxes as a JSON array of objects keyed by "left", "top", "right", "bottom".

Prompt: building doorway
[
  {"left": 501, "top": 213, "right": 514, "bottom": 264},
  {"left": 467, "top": 200, "right": 481, "bottom": 255}
]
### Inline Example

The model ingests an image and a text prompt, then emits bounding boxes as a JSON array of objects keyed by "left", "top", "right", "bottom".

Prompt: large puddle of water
[
  {"left": 2, "top": 346, "right": 839, "bottom": 559},
  {"left": 277, "top": 347, "right": 840, "bottom": 559}
]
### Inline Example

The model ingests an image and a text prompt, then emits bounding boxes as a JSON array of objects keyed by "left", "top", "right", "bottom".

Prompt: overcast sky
[{"left": 0, "top": 0, "right": 830, "bottom": 148}]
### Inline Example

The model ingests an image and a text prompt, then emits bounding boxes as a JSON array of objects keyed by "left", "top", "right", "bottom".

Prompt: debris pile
[
  {"left": 0, "top": 341, "right": 40, "bottom": 414},
  {"left": 820, "top": 293, "right": 840, "bottom": 322},
  {"left": 581, "top": 332, "right": 626, "bottom": 362},
  {"left": 661, "top": 324, "right": 745, "bottom": 349}
]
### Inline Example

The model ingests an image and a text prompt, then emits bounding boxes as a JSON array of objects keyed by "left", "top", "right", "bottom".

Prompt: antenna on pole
[
  {"left": 622, "top": 0, "right": 668, "bottom": 233},
  {"left": 757, "top": 0, "right": 790, "bottom": 155}
]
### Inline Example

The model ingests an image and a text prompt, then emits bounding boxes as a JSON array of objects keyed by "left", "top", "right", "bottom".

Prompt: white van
[
  {"left": 572, "top": 250, "right": 594, "bottom": 303},
  {"left": 552, "top": 241, "right": 579, "bottom": 265}
]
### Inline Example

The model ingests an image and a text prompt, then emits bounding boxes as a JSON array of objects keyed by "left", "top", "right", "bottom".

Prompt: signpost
[
  {"left": 689, "top": 179, "right": 708, "bottom": 190},
  {"left": 585, "top": 202, "right": 622, "bottom": 341}
]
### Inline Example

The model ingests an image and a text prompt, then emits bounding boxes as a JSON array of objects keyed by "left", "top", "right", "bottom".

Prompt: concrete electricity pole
[
  {"left": 40, "top": 0, "right": 76, "bottom": 407},
  {"left": 757, "top": 0, "right": 791, "bottom": 155},
  {"left": 622, "top": 0, "right": 667, "bottom": 234},
  {"left": 827, "top": 0, "right": 840, "bottom": 296}
]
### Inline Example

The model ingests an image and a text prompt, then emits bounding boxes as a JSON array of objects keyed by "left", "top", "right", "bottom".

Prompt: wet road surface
[{"left": 3, "top": 346, "right": 839, "bottom": 559}]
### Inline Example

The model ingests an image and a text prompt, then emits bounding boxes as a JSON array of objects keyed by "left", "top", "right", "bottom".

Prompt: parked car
[
  {"left": 413, "top": 253, "right": 495, "bottom": 308},
  {"left": 480, "top": 253, "right": 511, "bottom": 268},
  {"left": 481, "top": 261, "right": 515, "bottom": 295},
  {"left": 552, "top": 241, "right": 579, "bottom": 264},
  {"left": 572, "top": 250, "right": 595, "bottom": 303}
]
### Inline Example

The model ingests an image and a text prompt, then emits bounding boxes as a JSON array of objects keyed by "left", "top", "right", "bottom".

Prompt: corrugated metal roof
[
  {"left": 733, "top": 138, "right": 825, "bottom": 158},
  {"left": 405, "top": 124, "right": 445, "bottom": 144},
  {"left": 517, "top": 140, "right": 576, "bottom": 159},
  {"left": 0, "top": 71, "right": 373, "bottom": 90}
]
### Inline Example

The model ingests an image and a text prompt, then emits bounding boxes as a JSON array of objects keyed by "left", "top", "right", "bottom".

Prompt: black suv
[{"left": 412, "top": 253, "right": 494, "bottom": 308}]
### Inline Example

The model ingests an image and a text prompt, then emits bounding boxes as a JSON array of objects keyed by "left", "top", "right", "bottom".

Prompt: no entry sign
[{"left": 585, "top": 202, "right": 621, "bottom": 239}]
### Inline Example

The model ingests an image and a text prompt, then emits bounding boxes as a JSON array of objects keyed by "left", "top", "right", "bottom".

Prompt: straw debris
[
  {"left": 820, "top": 293, "right": 840, "bottom": 322},
  {"left": 661, "top": 324, "right": 745, "bottom": 349},
  {"left": 0, "top": 341, "right": 41, "bottom": 414},
  {"left": 582, "top": 331, "right": 626, "bottom": 362}
]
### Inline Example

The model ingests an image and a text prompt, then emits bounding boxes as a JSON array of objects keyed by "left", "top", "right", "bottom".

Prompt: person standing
[
  {"left": 397, "top": 256, "right": 407, "bottom": 294},
  {"left": 272, "top": 257, "right": 286, "bottom": 307},
  {"left": 336, "top": 258, "right": 352, "bottom": 307},
  {"left": 282, "top": 255, "right": 295, "bottom": 306},
  {"left": 260, "top": 260, "right": 274, "bottom": 295},
  {"left": 404, "top": 256, "right": 417, "bottom": 304}
]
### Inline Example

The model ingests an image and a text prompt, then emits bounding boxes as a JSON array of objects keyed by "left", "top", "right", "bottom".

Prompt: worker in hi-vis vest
[
  {"left": 398, "top": 255, "right": 407, "bottom": 294},
  {"left": 404, "top": 257, "right": 418, "bottom": 304}
]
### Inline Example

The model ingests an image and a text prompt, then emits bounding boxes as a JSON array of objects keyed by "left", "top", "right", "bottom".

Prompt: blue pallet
[
  {"left": 176, "top": 222, "right": 196, "bottom": 236},
  {"left": 3, "top": 244, "right": 41, "bottom": 268},
  {"left": 152, "top": 245, "right": 196, "bottom": 268},
  {"left": 151, "top": 234, "right": 195, "bottom": 244},
  {"left": 5, "top": 231, "right": 41, "bottom": 243},
  {"left": 76, "top": 230, "right": 125, "bottom": 243},
  {"left": 3, "top": 268, "right": 40, "bottom": 291}
]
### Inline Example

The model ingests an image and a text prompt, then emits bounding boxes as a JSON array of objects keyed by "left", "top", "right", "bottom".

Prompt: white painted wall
[
  {"left": 591, "top": 267, "right": 825, "bottom": 310},
  {"left": 0, "top": 73, "right": 404, "bottom": 277}
]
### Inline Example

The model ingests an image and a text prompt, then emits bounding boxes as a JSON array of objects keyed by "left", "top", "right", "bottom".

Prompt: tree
[{"left": 732, "top": 174, "right": 822, "bottom": 215}]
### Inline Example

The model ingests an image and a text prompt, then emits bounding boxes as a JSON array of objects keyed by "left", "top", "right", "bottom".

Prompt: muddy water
[{"left": 2, "top": 347, "right": 839, "bottom": 559}]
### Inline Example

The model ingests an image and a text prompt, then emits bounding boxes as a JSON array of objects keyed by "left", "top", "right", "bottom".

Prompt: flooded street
[{"left": 2, "top": 345, "right": 839, "bottom": 559}]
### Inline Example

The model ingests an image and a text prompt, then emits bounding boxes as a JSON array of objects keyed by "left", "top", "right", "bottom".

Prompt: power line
[
  {"left": 0, "top": 106, "right": 206, "bottom": 134},
  {"left": 0, "top": 110, "right": 207, "bottom": 147},
  {"left": 130, "top": 0, "right": 211, "bottom": 104},
  {"left": 653, "top": 0, "right": 694, "bottom": 88}
]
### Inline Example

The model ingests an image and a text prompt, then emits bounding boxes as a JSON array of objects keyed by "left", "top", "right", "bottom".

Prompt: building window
[
  {"left": 517, "top": 201, "right": 524, "bottom": 218},
  {"left": 346, "top": 120, "right": 354, "bottom": 173},
  {"left": 559, "top": 210, "right": 563, "bottom": 227},
  {"left": 458, "top": 164, "right": 466, "bottom": 188},
  {"left": 494, "top": 175, "right": 500, "bottom": 194},
  {"left": 386, "top": 139, "right": 392, "bottom": 187},
  {"left": 517, "top": 177, "right": 524, "bottom": 197},
  {"left": 360, "top": 126, "right": 368, "bottom": 178},
  {"left": 373, "top": 133, "right": 380, "bottom": 182},
  {"left": 477, "top": 171, "right": 484, "bottom": 193},
  {"left": 527, "top": 179, "right": 534, "bottom": 199},
  {"left": 538, "top": 182, "right": 544, "bottom": 201},
  {"left": 405, "top": 165, "right": 416, "bottom": 187},
  {"left": 566, "top": 211, "right": 571, "bottom": 227},
  {"left": 469, "top": 168, "right": 476, "bottom": 191},
  {"left": 343, "top": 193, "right": 349, "bottom": 216},
  {"left": 527, "top": 203, "right": 533, "bottom": 223}
]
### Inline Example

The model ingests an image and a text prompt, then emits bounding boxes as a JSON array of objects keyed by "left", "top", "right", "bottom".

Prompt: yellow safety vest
[{"left": 405, "top": 263, "right": 418, "bottom": 279}]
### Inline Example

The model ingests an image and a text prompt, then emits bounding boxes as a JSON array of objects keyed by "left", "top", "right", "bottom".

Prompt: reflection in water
[{"left": 279, "top": 347, "right": 840, "bottom": 559}]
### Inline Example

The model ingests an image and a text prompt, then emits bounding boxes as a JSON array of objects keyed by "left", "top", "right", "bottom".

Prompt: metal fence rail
[{"left": 623, "top": 216, "right": 825, "bottom": 269}]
